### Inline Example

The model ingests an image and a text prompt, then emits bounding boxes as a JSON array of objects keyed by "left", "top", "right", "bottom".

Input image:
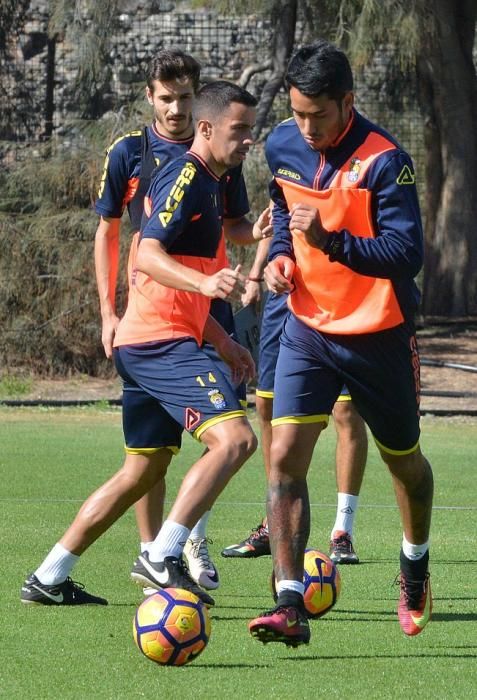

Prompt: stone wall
[
  {"left": 1, "top": 2, "right": 427, "bottom": 165},
  {"left": 0, "top": 0, "right": 275, "bottom": 156}
]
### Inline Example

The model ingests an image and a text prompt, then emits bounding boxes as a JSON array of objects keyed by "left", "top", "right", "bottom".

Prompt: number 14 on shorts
[{"left": 196, "top": 373, "right": 217, "bottom": 387}]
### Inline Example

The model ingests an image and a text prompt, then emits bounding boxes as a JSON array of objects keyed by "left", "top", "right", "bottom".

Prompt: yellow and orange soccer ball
[
  {"left": 271, "top": 548, "right": 341, "bottom": 619},
  {"left": 133, "top": 588, "right": 211, "bottom": 666},
  {"left": 302, "top": 549, "right": 341, "bottom": 618}
]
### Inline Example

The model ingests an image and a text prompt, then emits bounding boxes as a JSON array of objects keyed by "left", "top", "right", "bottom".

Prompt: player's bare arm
[
  {"left": 223, "top": 205, "right": 273, "bottom": 245},
  {"left": 203, "top": 314, "right": 256, "bottom": 384},
  {"left": 136, "top": 237, "right": 246, "bottom": 298},
  {"left": 241, "top": 236, "right": 271, "bottom": 306},
  {"left": 290, "top": 203, "right": 328, "bottom": 250},
  {"left": 94, "top": 216, "right": 121, "bottom": 358},
  {"left": 264, "top": 255, "right": 295, "bottom": 294}
]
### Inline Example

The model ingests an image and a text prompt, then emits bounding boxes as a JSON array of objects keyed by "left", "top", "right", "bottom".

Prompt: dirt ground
[
  {"left": 416, "top": 324, "right": 477, "bottom": 413},
  {"left": 10, "top": 324, "right": 477, "bottom": 415}
]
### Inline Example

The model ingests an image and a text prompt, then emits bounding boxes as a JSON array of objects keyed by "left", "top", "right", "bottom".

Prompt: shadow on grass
[
  {"left": 280, "top": 651, "right": 477, "bottom": 661},
  {"left": 174, "top": 648, "right": 477, "bottom": 669},
  {"left": 432, "top": 611, "right": 477, "bottom": 622}
]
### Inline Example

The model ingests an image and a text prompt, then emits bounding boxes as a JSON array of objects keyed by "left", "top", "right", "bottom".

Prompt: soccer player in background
[
  {"left": 221, "top": 236, "right": 367, "bottom": 564},
  {"left": 21, "top": 81, "right": 260, "bottom": 608},
  {"left": 248, "top": 40, "right": 433, "bottom": 646},
  {"left": 94, "top": 49, "right": 270, "bottom": 592}
]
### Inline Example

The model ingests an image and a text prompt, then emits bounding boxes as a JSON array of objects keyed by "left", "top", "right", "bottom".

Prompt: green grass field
[{"left": 1, "top": 407, "right": 476, "bottom": 699}]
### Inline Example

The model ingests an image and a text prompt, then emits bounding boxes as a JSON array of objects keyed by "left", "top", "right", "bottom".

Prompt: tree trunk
[
  {"left": 417, "top": 0, "right": 477, "bottom": 315},
  {"left": 254, "top": 0, "right": 297, "bottom": 138}
]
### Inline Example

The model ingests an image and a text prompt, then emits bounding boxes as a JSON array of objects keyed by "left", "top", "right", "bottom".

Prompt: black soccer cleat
[
  {"left": 21, "top": 574, "right": 108, "bottom": 606},
  {"left": 221, "top": 519, "right": 271, "bottom": 558},
  {"left": 131, "top": 553, "right": 215, "bottom": 608},
  {"left": 329, "top": 531, "right": 360, "bottom": 565}
]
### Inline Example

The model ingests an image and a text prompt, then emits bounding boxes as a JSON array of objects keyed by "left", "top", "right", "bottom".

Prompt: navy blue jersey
[{"left": 141, "top": 151, "right": 223, "bottom": 258}]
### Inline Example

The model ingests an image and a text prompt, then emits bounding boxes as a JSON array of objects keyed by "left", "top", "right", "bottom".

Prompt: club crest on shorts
[{"left": 208, "top": 389, "right": 227, "bottom": 410}]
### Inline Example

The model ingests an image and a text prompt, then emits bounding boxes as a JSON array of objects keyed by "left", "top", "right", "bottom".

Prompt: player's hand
[
  {"left": 101, "top": 313, "right": 120, "bottom": 359},
  {"left": 199, "top": 264, "right": 246, "bottom": 300},
  {"left": 215, "top": 335, "right": 256, "bottom": 385},
  {"left": 252, "top": 205, "right": 273, "bottom": 240},
  {"left": 241, "top": 279, "right": 262, "bottom": 307},
  {"left": 264, "top": 255, "right": 295, "bottom": 294},
  {"left": 290, "top": 203, "right": 328, "bottom": 250}
]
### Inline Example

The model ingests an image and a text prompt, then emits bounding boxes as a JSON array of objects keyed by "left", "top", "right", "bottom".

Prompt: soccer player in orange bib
[
  {"left": 21, "top": 82, "right": 259, "bottom": 608},
  {"left": 94, "top": 50, "right": 270, "bottom": 593},
  {"left": 248, "top": 40, "right": 433, "bottom": 646}
]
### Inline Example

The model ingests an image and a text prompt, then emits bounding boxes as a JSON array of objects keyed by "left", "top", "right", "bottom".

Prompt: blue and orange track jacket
[{"left": 266, "top": 109, "right": 423, "bottom": 334}]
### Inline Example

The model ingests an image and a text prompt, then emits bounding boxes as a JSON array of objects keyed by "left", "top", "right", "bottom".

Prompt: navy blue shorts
[
  {"left": 206, "top": 299, "right": 247, "bottom": 406},
  {"left": 257, "top": 294, "right": 350, "bottom": 402},
  {"left": 256, "top": 292, "right": 289, "bottom": 397},
  {"left": 114, "top": 338, "right": 245, "bottom": 454},
  {"left": 272, "top": 313, "right": 421, "bottom": 454}
]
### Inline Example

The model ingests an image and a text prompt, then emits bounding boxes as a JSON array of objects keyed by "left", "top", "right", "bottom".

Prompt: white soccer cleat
[
  {"left": 142, "top": 586, "right": 157, "bottom": 597},
  {"left": 183, "top": 537, "right": 220, "bottom": 590}
]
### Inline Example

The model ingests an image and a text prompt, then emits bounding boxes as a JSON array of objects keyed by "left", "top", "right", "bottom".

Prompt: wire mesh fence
[{"left": 1, "top": 5, "right": 425, "bottom": 166}]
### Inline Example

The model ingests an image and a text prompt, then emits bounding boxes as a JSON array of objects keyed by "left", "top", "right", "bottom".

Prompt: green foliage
[
  {"left": 0, "top": 103, "right": 150, "bottom": 376},
  {"left": 0, "top": 86, "right": 270, "bottom": 375},
  {"left": 2, "top": 409, "right": 476, "bottom": 697},
  {"left": 0, "top": 373, "right": 32, "bottom": 397},
  {"left": 46, "top": 0, "right": 121, "bottom": 117},
  {"left": 333, "top": 0, "right": 424, "bottom": 71}
]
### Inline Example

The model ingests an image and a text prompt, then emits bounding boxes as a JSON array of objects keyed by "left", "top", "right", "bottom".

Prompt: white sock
[
  {"left": 276, "top": 579, "right": 305, "bottom": 596},
  {"left": 402, "top": 534, "right": 429, "bottom": 560},
  {"left": 148, "top": 520, "right": 190, "bottom": 563},
  {"left": 140, "top": 541, "right": 153, "bottom": 554},
  {"left": 332, "top": 492, "right": 359, "bottom": 537},
  {"left": 34, "top": 543, "right": 79, "bottom": 585},
  {"left": 189, "top": 511, "right": 211, "bottom": 540}
]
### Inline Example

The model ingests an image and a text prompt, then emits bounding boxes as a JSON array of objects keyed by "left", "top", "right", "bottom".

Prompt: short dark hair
[
  {"left": 286, "top": 40, "right": 353, "bottom": 101},
  {"left": 146, "top": 49, "right": 201, "bottom": 92},
  {"left": 193, "top": 80, "right": 257, "bottom": 121}
]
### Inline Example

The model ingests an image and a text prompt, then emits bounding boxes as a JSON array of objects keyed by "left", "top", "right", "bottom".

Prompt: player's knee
[
  {"left": 270, "top": 440, "right": 302, "bottom": 478},
  {"left": 233, "top": 425, "right": 258, "bottom": 462},
  {"left": 333, "top": 401, "right": 365, "bottom": 435},
  {"left": 385, "top": 451, "right": 434, "bottom": 497},
  {"left": 203, "top": 421, "right": 257, "bottom": 466},
  {"left": 223, "top": 425, "right": 257, "bottom": 469}
]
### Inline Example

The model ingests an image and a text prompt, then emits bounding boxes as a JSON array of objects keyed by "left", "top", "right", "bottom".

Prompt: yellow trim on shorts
[
  {"left": 194, "top": 410, "right": 247, "bottom": 440},
  {"left": 271, "top": 414, "right": 329, "bottom": 427},
  {"left": 336, "top": 393, "right": 352, "bottom": 402},
  {"left": 125, "top": 445, "right": 180, "bottom": 456},
  {"left": 256, "top": 389, "right": 274, "bottom": 399},
  {"left": 373, "top": 437, "right": 420, "bottom": 456}
]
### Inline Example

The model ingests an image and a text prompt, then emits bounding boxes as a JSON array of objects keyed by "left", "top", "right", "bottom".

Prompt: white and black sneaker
[
  {"left": 183, "top": 537, "right": 220, "bottom": 590},
  {"left": 131, "top": 553, "right": 215, "bottom": 607},
  {"left": 21, "top": 574, "right": 108, "bottom": 606}
]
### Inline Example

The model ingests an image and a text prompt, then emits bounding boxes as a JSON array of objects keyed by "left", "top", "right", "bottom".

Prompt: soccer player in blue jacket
[{"left": 249, "top": 41, "right": 433, "bottom": 646}]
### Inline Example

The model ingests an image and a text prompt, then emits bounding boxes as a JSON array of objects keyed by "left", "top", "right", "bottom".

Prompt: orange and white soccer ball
[{"left": 133, "top": 588, "right": 211, "bottom": 666}]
